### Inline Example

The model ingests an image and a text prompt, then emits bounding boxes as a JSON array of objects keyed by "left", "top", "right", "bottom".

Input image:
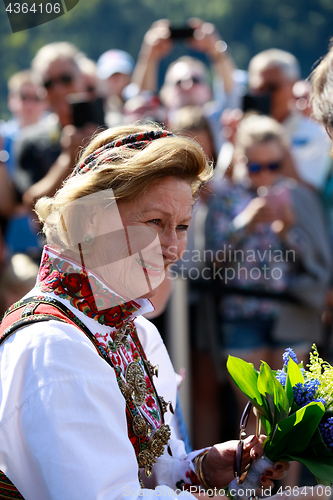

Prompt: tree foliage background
[{"left": 0, "top": 0, "right": 332, "bottom": 118}]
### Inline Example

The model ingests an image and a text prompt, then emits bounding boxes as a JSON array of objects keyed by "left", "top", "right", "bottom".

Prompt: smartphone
[
  {"left": 242, "top": 92, "right": 271, "bottom": 116},
  {"left": 265, "top": 186, "right": 290, "bottom": 213},
  {"left": 169, "top": 26, "right": 195, "bottom": 39},
  {"left": 67, "top": 93, "right": 106, "bottom": 128}
]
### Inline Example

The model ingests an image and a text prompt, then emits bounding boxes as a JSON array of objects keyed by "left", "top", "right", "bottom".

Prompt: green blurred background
[{"left": 1, "top": 0, "right": 332, "bottom": 119}]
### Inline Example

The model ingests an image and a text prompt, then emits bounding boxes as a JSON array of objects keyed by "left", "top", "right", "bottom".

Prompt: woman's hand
[
  {"left": 270, "top": 200, "right": 296, "bottom": 237},
  {"left": 235, "top": 197, "right": 277, "bottom": 231},
  {"left": 22, "top": 124, "right": 96, "bottom": 207},
  {"left": 186, "top": 18, "right": 224, "bottom": 60},
  {"left": 201, "top": 435, "right": 289, "bottom": 490},
  {"left": 60, "top": 124, "right": 96, "bottom": 163},
  {"left": 186, "top": 18, "right": 235, "bottom": 93},
  {"left": 235, "top": 195, "right": 295, "bottom": 235},
  {"left": 141, "top": 20, "right": 173, "bottom": 62}
]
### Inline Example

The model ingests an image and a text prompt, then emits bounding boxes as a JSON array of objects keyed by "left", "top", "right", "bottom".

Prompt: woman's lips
[{"left": 135, "top": 258, "right": 163, "bottom": 276}]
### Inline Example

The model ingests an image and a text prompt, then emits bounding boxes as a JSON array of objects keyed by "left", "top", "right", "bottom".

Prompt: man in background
[
  {"left": 248, "top": 48, "right": 331, "bottom": 190},
  {"left": 11, "top": 43, "right": 96, "bottom": 258},
  {"left": 15, "top": 42, "right": 95, "bottom": 208}
]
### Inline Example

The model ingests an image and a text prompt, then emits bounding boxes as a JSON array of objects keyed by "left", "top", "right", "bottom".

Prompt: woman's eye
[
  {"left": 148, "top": 219, "right": 160, "bottom": 225},
  {"left": 177, "top": 225, "right": 189, "bottom": 232}
]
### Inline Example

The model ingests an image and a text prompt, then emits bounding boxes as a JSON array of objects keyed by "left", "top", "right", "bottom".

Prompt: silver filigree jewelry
[{"left": 82, "top": 233, "right": 94, "bottom": 246}]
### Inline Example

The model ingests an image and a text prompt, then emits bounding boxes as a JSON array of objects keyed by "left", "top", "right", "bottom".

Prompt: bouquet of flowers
[{"left": 226, "top": 345, "right": 333, "bottom": 497}]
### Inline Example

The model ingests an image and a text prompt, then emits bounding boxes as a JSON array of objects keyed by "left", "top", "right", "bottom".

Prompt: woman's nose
[{"left": 160, "top": 230, "right": 179, "bottom": 261}]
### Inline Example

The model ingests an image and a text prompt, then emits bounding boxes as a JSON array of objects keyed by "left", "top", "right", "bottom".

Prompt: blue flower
[
  {"left": 319, "top": 416, "right": 333, "bottom": 451},
  {"left": 275, "top": 370, "right": 287, "bottom": 386},
  {"left": 283, "top": 348, "right": 298, "bottom": 366},
  {"left": 313, "top": 398, "right": 326, "bottom": 406},
  {"left": 293, "top": 382, "right": 305, "bottom": 405},
  {"left": 293, "top": 379, "right": 323, "bottom": 407}
]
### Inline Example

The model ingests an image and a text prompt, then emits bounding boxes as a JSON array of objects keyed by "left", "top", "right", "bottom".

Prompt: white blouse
[{"left": 0, "top": 249, "right": 201, "bottom": 499}]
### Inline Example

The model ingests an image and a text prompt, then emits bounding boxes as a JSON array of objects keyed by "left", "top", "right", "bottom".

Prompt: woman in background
[{"left": 205, "top": 114, "right": 332, "bottom": 450}]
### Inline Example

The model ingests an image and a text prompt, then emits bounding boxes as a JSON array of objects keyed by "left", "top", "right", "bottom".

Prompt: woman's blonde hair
[
  {"left": 310, "top": 41, "right": 333, "bottom": 135},
  {"left": 35, "top": 123, "right": 212, "bottom": 249}
]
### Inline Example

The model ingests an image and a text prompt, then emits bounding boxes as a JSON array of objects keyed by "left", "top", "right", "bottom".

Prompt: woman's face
[
  {"left": 116, "top": 176, "right": 192, "bottom": 299},
  {"left": 164, "top": 62, "right": 212, "bottom": 109},
  {"left": 41, "top": 57, "right": 84, "bottom": 126},
  {"left": 78, "top": 176, "right": 192, "bottom": 303},
  {"left": 245, "top": 140, "right": 284, "bottom": 189}
]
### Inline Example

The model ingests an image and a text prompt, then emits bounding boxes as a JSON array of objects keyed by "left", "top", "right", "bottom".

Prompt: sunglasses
[
  {"left": 20, "top": 94, "right": 41, "bottom": 102},
  {"left": 43, "top": 73, "right": 74, "bottom": 90},
  {"left": 247, "top": 161, "right": 282, "bottom": 174},
  {"left": 175, "top": 76, "right": 204, "bottom": 86}
]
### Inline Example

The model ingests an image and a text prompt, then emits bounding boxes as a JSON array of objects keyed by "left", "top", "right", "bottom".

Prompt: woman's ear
[
  {"left": 83, "top": 206, "right": 99, "bottom": 239},
  {"left": 59, "top": 192, "right": 123, "bottom": 250},
  {"left": 57, "top": 202, "right": 99, "bottom": 249},
  {"left": 83, "top": 199, "right": 124, "bottom": 242}
]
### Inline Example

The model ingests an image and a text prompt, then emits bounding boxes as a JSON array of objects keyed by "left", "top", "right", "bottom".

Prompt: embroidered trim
[
  {"left": 0, "top": 470, "right": 24, "bottom": 499},
  {"left": 71, "top": 129, "right": 174, "bottom": 177},
  {"left": 36, "top": 250, "right": 139, "bottom": 328}
]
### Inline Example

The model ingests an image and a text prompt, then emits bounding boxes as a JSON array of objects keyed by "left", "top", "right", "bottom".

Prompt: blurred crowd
[{"left": 0, "top": 19, "right": 332, "bottom": 486}]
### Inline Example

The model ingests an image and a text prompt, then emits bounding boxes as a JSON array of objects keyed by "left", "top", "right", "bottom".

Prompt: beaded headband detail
[{"left": 71, "top": 130, "right": 174, "bottom": 177}]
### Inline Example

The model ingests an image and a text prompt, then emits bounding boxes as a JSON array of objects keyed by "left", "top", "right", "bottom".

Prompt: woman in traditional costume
[{"left": 0, "top": 124, "right": 314, "bottom": 499}]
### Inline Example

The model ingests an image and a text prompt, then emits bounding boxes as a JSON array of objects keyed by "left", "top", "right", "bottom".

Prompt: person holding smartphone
[
  {"left": 247, "top": 49, "right": 331, "bottom": 190},
  {"left": 131, "top": 18, "right": 242, "bottom": 154},
  {"left": 14, "top": 42, "right": 99, "bottom": 213},
  {"left": 205, "top": 114, "right": 332, "bottom": 487}
]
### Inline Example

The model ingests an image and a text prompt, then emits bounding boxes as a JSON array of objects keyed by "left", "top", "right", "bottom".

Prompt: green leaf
[
  {"left": 226, "top": 356, "right": 264, "bottom": 413},
  {"left": 257, "top": 361, "right": 289, "bottom": 429},
  {"left": 261, "top": 415, "right": 272, "bottom": 436},
  {"left": 314, "top": 477, "right": 331, "bottom": 487},
  {"left": 264, "top": 402, "right": 325, "bottom": 462},
  {"left": 285, "top": 358, "right": 304, "bottom": 408},
  {"left": 295, "top": 459, "right": 333, "bottom": 485},
  {"left": 290, "top": 428, "right": 333, "bottom": 484}
]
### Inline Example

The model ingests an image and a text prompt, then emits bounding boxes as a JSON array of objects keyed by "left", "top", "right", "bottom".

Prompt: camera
[
  {"left": 242, "top": 92, "right": 271, "bottom": 116},
  {"left": 67, "top": 93, "right": 106, "bottom": 129},
  {"left": 169, "top": 25, "right": 195, "bottom": 39}
]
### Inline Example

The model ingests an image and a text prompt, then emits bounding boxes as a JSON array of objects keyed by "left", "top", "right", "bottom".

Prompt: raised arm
[
  {"left": 131, "top": 20, "right": 173, "bottom": 93},
  {"left": 187, "top": 18, "right": 236, "bottom": 95}
]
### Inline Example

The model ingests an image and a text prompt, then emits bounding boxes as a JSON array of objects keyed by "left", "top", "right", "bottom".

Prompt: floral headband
[{"left": 71, "top": 129, "right": 174, "bottom": 177}]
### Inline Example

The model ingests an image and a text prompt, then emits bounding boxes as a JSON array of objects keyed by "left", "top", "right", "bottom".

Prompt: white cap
[{"left": 96, "top": 49, "right": 134, "bottom": 80}]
